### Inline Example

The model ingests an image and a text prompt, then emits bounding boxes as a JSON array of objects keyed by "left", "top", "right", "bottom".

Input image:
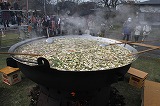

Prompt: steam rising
[
  {"left": 27, "top": 2, "right": 154, "bottom": 40},
  {"left": 60, "top": 5, "right": 139, "bottom": 37},
  {"left": 61, "top": 10, "right": 110, "bottom": 35}
]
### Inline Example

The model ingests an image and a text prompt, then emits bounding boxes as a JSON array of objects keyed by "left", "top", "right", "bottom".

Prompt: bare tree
[
  {"left": 90, "top": 0, "right": 137, "bottom": 10},
  {"left": 89, "top": 0, "right": 137, "bottom": 18},
  {"left": 54, "top": 0, "right": 83, "bottom": 4},
  {"left": 94, "top": 0, "right": 120, "bottom": 11}
]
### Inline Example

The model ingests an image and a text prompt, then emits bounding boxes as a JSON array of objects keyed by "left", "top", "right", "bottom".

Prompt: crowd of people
[
  {"left": 28, "top": 15, "right": 99, "bottom": 37},
  {"left": 0, "top": 0, "right": 64, "bottom": 37},
  {"left": 122, "top": 17, "right": 152, "bottom": 43},
  {"left": 0, "top": 0, "right": 152, "bottom": 41},
  {"left": 0, "top": 0, "right": 103, "bottom": 38},
  {"left": 28, "top": 14, "right": 75, "bottom": 38},
  {"left": 0, "top": 0, "right": 23, "bottom": 28}
]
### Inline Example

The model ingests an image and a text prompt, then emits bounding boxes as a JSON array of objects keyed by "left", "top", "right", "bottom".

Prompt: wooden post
[
  {"left": 44, "top": 0, "right": 46, "bottom": 15},
  {"left": 57, "top": 0, "right": 59, "bottom": 15},
  {"left": 26, "top": 0, "right": 29, "bottom": 24},
  {"left": 0, "top": 29, "right": 2, "bottom": 48}
]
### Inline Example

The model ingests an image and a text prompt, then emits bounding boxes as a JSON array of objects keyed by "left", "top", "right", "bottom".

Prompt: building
[{"left": 135, "top": 0, "right": 160, "bottom": 26}]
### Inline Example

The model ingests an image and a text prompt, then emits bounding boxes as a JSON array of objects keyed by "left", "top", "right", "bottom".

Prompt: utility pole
[
  {"left": 26, "top": 0, "right": 29, "bottom": 24},
  {"left": 57, "top": 0, "right": 59, "bottom": 15},
  {"left": 44, "top": 0, "right": 46, "bottom": 15}
]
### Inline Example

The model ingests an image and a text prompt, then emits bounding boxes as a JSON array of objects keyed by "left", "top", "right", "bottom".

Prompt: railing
[
  {"left": 0, "top": 24, "right": 43, "bottom": 49},
  {"left": 0, "top": 25, "right": 27, "bottom": 49}
]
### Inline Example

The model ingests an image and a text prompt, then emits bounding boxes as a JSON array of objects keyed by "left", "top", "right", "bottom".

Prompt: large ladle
[
  {"left": 100, "top": 39, "right": 160, "bottom": 47},
  {"left": 0, "top": 52, "right": 42, "bottom": 56},
  {"left": 127, "top": 47, "right": 160, "bottom": 56}
]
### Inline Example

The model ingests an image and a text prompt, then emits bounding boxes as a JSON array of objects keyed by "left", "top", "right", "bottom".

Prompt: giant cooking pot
[{"left": 8, "top": 35, "right": 138, "bottom": 91}]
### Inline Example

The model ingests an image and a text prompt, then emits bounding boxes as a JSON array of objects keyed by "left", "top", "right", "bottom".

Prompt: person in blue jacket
[{"left": 122, "top": 26, "right": 132, "bottom": 41}]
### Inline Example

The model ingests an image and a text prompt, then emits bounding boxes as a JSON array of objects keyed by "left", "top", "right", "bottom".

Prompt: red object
[{"left": 71, "top": 92, "right": 76, "bottom": 96}]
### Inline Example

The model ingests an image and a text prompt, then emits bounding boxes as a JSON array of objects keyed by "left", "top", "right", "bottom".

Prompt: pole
[
  {"left": 44, "top": 0, "right": 46, "bottom": 15},
  {"left": 26, "top": 0, "right": 29, "bottom": 24},
  {"left": 57, "top": 0, "right": 58, "bottom": 15}
]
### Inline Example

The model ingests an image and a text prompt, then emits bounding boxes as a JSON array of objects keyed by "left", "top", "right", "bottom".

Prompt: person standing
[
  {"left": 122, "top": 26, "right": 132, "bottom": 41},
  {"left": 13, "top": 0, "right": 19, "bottom": 10},
  {"left": 60, "top": 19, "right": 65, "bottom": 35},
  {"left": 142, "top": 24, "right": 151, "bottom": 41},
  {"left": 0, "top": 0, "right": 11, "bottom": 28},
  {"left": 49, "top": 16, "right": 56, "bottom": 36},
  {"left": 13, "top": 0, "right": 21, "bottom": 20},
  {"left": 88, "top": 20, "right": 95, "bottom": 36},
  {"left": 30, "top": 14, "right": 37, "bottom": 31},
  {"left": 41, "top": 17, "right": 49, "bottom": 37},
  {"left": 122, "top": 18, "right": 133, "bottom": 41},
  {"left": 134, "top": 24, "right": 142, "bottom": 42},
  {"left": 56, "top": 17, "right": 61, "bottom": 35},
  {"left": 10, "top": 6, "right": 16, "bottom": 25},
  {"left": 16, "top": 13, "right": 21, "bottom": 26}
]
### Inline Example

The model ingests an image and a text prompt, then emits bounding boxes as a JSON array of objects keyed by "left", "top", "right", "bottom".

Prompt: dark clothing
[
  {"left": 13, "top": 2, "right": 20, "bottom": 16},
  {"left": 123, "top": 27, "right": 131, "bottom": 35},
  {"left": 134, "top": 35, "right": 140, "bottom": 42},
  {"left": 10, "top": 10, "right": 15, "bottom": 17},
  {"left": 42, "top": 20, "right": 49, "bottom": 37},
  {"left": 123, "top": 34, "right": 130, "bottom": 41},
  {"left": 1, "top": 12, "right": 10, "bottom": 20},
  {"left": 13, "top": 2, "right": 19, "bottom": 10},
  {"left": 10, "top": 9, "right": 16, "bottom": 25},
  {"left": 0, "top": 2, "right": 10, "bottom": 10},
  {"left": 42, "top": 20, "right": 49, "bottom": 28},
  {"left": 17, "top": 16, "right": 21, "bottom": 26},
  {"left": 122, "top": 27, "right": 132, "bottom": 41},
  {"left": 0, "top": 2, "right": 11, "bottom": 27}
]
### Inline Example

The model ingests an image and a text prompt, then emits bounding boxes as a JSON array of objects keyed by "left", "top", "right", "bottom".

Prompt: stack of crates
[
  {"left": 128, "top": 68, "right": 148, "bottom": 88},
  {"left": 0, "top": 66, "right": 21, "bottom": 85}
]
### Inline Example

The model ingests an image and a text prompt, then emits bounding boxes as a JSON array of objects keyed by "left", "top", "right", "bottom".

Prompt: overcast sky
[
  {"left": 134, "top": 0, "right": 149, "bottom": 1},
  {"left": 84, "top": 0, "right": 149, "bottom": 1},
  {"left": 51, "top": 0, "right": 149, "bottom": 4}
]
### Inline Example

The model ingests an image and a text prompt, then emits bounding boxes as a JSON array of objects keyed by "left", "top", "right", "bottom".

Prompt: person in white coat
[
  {"left": 142, "top": 24, "right": 151, "bottom": 41},
  {"left": 134, "top": 24, "right": 142, "bottom": 42}
]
